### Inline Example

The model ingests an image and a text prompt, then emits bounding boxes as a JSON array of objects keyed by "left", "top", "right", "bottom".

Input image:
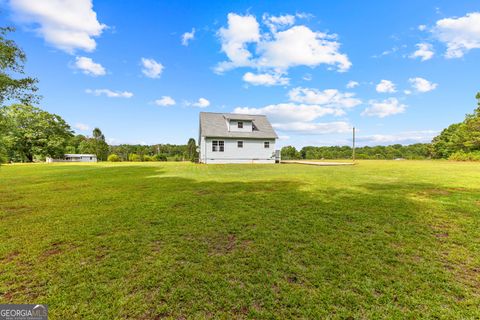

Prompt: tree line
[
  {"left": 0, "top": 105, "right": 198, "bottom": 163},
  {"left": 281, "top": 92, "right": 480, "bottom": 161},
  {"left": 281, "top": 143, "right": 431, "bottom": 160},
  {"left": 0, "top": 26, "right": 198, "bottom": 164}
]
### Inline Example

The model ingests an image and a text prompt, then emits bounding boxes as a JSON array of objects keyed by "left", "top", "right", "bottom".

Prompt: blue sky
[{"left": 1, "top": 0, "right": 479, "bottom": 147}]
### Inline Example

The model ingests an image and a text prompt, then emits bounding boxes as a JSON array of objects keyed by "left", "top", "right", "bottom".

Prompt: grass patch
[{"left": 0, "top": 161, "right": 479, "bottom": 318}]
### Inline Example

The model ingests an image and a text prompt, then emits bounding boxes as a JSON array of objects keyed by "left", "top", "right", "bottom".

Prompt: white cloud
[
  {"left": 262, "top": 14, "right": 296, "bottom": 32},
  {"left": 242, "top": 72, "right": 289, "bottom": 86},
  {"left": 288, "top": 87, "right": 361, "bottom": 108},
  {"left": 303, "top": 73, "right": 312, "bottom": 81},
  {"left": 433, "top": 12, "right": 480, "bottom": 58},
  {"left": 154, "top": 96, "right": 176, "bottom": 107},
  {"left": 272, "top": 121, "right": 351, "bottom": 134},
  {"left": 74, "top": 56, "right": 106, "bottom": 76},
  {"left": 410, "top": 43, "right": 434, "bottom": 61},
  {"left": 74, "top": 123, "right": 90, "bottom": 131},
  {"left": 257, "top": 25, "right": 351, "bottom": 72},
  {"left": 376, "top": 80, "right": 396, "bottom": 93},
  {"left": 215, "top": 13, "right": 351, "bottom": 74},
  {"left": 373, "top": 46, "right": 399, "bottom": 58},
  {"left": 404, "top": 90, "right": 412, "bottom": 95},
  {"left": 85, "top": 89, "right": 133, "bottom": 98},
  {"left": 182, "top": 28, "right": 195, "bottom": 46},
  {"left": 10, "top": 0, "right": 106, "bottom": 53},
  {"left": 234, "top": 85, "right": 359, "bottom": 135},
  {"left": 362, "top": 98, "right": 406, "bottom": 118},
  {"left": 234, "top": 103, "right": 344, "bottom": 123},
  {"left": 346, "top": 81, "right": 359, "bottom": 88},
  {"left": 216, "top": 13, "right": 260, "bottom": 72},
  {"left": 141, "top": 58, "right": 164, "bottom": 78},
  {"left": 190, "top": 97, "right": 210, "bottom": 108},
  {"left": 409, "top": 77, "right": 438, "bottom": 92},
  {"left": 418, "top": 24, "right": 427, "bottom": 31}
]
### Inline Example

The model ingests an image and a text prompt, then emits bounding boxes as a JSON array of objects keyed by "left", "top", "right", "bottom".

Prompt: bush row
[
  {"left": 107, "top": 153, "right": 177, "bottom": 162},
  {"left": 448, "top": 151, "right": 480, "bottom": 161}
]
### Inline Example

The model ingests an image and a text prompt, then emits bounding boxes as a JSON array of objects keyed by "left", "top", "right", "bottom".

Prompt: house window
[
  {"left": 212, "top": 140, "right": 224, "bottom": 152},
  {"left": 237, "top": 121, "right": 243, "bottom": 129},
  {"left": 237, "top": 141, "right": 243, "bottom": 148},
  {"left": 264, "top": 141, "right": 270, "bottom": 148}
]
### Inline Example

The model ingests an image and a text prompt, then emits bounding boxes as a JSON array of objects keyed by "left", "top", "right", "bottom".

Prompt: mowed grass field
[{"left": 1, "top": 161, "right": 480, "bottom": 319}]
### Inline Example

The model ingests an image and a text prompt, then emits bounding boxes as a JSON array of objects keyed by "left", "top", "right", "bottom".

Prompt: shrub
[
  {"left": 153, "top": 154, "right": 167, "bottom": 161},
  {"left": 108, "top": 154, "right": 121, "bottom": 162},
  {"left": 128, "top": 153, "right": 141, "bottom": 162},
  {"left": 172, "top": 155, "right": 183, "bottom": 162},
  {"left": 143, "top": 155, "right": 155, "bottom": 161},
  {"left": 448, "top": 151, "right": 480, "bottom": 161}
]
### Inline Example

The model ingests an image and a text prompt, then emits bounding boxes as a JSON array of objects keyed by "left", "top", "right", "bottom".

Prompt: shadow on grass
[{"left": 1, "top": 165, "right": 479, "bottom": 318}]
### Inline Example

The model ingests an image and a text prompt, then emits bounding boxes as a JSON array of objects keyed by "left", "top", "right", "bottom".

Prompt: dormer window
[{"left": 237, "top": 121, "right": 243, "bottom": 129}]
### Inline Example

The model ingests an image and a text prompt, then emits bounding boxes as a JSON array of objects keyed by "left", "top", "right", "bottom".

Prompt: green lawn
[{"left": 1, "top": 161, "right": 479, "bottom": 319}]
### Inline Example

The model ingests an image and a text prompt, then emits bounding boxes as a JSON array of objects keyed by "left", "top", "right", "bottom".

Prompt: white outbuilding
[
  {"left": 46, "top": 154, "right": 97, "bottom": 163},
  {"left": 199, "top": 112, "right": 280, "bottom": 164}
]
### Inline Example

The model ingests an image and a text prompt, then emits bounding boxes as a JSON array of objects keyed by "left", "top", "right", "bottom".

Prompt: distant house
[
  {"left": 199, "top": 112, "right": 279, "bottom": 164},
  {"left": 46, "top": 154, "right": 97, "bottom": 163}
]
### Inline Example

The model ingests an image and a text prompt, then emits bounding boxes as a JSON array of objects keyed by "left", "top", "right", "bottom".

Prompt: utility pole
[{"left": 352, "top": 127, "right": 356, "bottom": 163}]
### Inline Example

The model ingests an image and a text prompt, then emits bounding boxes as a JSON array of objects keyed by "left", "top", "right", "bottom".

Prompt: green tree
[
  {"left": 107, "top": 154, "right": 121, "bottom": 162},
  {"left": 463, "top": 92, "right": 480, "bottom": 151},
  {"left": 431, "top": 123, "right": 465, "bottom": 158},
  {"left": 431, "top": 92, "right": 480, "bottom": 158},
  {"left": 0, "top": 27, "right": 39, "bottom": 106},
  {"left": 186, "top": 138, "right": 198, "bottom": 162},
  {"left": 92, "top": 128, "right": 109, "bottom": 161},
  {"left": 281, "top": 146, "right": 300, "bottom": 160},
  {"left": 66, "top": 134, "right": 87, "bottom": 153},
  {"left": 79, "top": 128, "right": 109, "bottom": 161},
  {"left": 128, "top": 153, "right": 141, "bottom": 162},
  {"left": 0, "top": 104, "right": 72, "bottom": 161}
]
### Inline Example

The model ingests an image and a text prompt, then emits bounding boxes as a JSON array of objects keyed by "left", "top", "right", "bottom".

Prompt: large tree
[
  {"left": 79, "top": 128, "right": 109, "bottom": 161},
  {"left": 431, "top": 92, "right": 480, "bottom": 158},
  {"left": 0, "top": 27, "right": 39, "bottom": 106},
  {"left": 186, "top": 138, "right": 198, "bottom": 162},
  {"left": 463, "top": 92, "right": 480, "bottom": 150},
  {"left": 0, "top": 104, "right": 73, "bottom": 162}
]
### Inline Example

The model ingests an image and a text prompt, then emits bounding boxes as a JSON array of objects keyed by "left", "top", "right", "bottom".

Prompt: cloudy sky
[{"left": 1, "top": 0, "right": 479, "bottom": 147}]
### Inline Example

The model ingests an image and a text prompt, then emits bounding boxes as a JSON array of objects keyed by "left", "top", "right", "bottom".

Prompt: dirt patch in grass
[
  {"left": 434, "top": 232, "right": 449, "bottom": 238},
  {"left": 2, "top": 250, "right": 20, "bottom": 263},
  {"left": 208, "top": 233, "right": 251, "bottom": 256},
  {"left": 2, "top": 291, "right": 14, "bottom": 301},
  {"left": 151, "top": 240, "right": 162, "bottom": 253},
  {"left": 420, "top": 189, "right": 451, "bottom": 196},
  {"left": 42, "top": 248, "right": 62, "bottom": 257},
  {"left": 41, "top": 241, "right": 74, "bottom": 258},
  {"left": 287, "top": 274, "right": 300, "bottom": 284},
  {"left": 95, "top": 245, "right": 109, "bottom": 261},
  {"left": 0, "top": 205, "right": 30, "bottom": 214}
]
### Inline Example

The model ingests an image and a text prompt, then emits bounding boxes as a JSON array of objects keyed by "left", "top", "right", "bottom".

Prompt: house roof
[
  {"left": 199, "top": 112, "right": 278, "bottom": 139},
  {"left": 64, "top": 154, "right": 96, "bottom": 157}
]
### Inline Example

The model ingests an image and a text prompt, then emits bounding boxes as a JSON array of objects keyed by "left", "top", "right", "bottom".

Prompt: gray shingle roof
[{"left": 199, "top": 112, "right": 278, "bottom": 139}]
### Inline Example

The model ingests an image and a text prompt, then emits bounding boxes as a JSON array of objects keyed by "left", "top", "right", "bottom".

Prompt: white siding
[
  {"left": 200, "top": 138, "right": 276, "bottom": 164},
  {"left": 228, "top": 120, "right": 253, "bottom": 133}
]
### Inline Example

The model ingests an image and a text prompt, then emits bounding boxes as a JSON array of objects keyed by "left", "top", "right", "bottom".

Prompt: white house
[
  {"left": 199, "top": 112, "right": 279, "bottom": 164},
  {"left": 46, "top": 154, "right": 97, "bottom": 163}
]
